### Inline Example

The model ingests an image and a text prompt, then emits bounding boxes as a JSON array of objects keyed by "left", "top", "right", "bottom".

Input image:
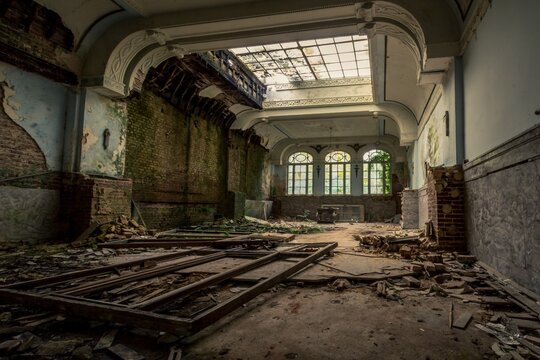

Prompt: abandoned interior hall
[{"left": 0, "top": 0, "right": 539, "bottom": 358}]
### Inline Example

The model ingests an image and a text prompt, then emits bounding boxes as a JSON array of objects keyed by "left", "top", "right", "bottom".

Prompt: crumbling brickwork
[
  {"left": 61, "top": 174, "right": 132, "bottom": 236},
  {"left": 0, "top": 1, "right": 77, "bottom": 84},
  {"left": 401, "top": 189, "right": 419, "bottom": 229},
  {"left": 426, "top": 165, "right": 466, "bottom": 251}
]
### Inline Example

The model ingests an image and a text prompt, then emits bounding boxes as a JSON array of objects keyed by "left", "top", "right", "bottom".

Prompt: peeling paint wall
[
  {"left": 79, "top": 90, "right": 127, "bottom": 177},
  {"left": 0, "top": 61, "right": 67, "bottom": 171}
]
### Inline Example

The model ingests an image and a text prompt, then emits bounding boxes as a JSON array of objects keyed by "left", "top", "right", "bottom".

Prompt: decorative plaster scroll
[
  {"left": 104, "top": 30, "right": 171, "bottom": 96},
  {"left": 374, "top": 22, "right": 422, "bottom": 67},
  {"left": 273, "top": 77, "right": 371, "bottom": 90},
  {"left": 460, "top": 0, "right": 491, "bottom": 52},
  {"left": 373, "top": 1, "right": 426, "bottom": 64},
  {"left": 263, "top": 95, "right": 373, "bottom": 109}
]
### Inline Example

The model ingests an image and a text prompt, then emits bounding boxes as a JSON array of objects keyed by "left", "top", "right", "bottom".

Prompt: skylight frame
[{"left": 230, "top": 35, "right": 371, "bottom": 84}]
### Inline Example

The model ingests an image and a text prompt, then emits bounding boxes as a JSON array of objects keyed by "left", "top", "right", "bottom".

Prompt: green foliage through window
[
  {"left": 324, "top": 151, "right": 351, "bottom": 195},
  {"left": 362, "top": 149, "right": 390, "bottom": 195}
]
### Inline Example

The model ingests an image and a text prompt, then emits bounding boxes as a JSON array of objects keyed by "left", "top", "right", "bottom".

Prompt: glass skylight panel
[{"left": 230, "top": 35, "right": 371, "bottom": 84}]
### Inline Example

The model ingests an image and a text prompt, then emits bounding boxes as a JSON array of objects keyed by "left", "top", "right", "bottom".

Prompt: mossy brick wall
[
  {"left": 227, "top": 131, "right": 270, "bottom": 201},
  {"left": 125, "top": 88, "right": 232, "bottom": 229}
]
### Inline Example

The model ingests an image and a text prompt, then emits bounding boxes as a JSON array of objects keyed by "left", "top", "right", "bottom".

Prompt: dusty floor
[
  {"left": 181, "top": 286, "right": 495, "bottom": 360},
  {"left": 0, "top": 222, "right": 532, "bottom": 359}
]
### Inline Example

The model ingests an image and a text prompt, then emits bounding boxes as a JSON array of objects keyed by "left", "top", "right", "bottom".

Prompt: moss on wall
[{"left": 124, "top": 88, "right": 268, "bottom": 228}]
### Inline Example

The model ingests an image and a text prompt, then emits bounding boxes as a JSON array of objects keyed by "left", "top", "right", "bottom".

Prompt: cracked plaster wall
[{"left": 80, "top": 90, "right": 127, "bottom": 177}]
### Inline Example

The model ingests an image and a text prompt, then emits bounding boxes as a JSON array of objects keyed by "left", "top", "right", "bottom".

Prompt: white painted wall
[
  {"left": 463, "top": 0, "right": 540, "bottom": 160},
  {"left": 408, "top": 61, "right": 457, "bottom": 189}
]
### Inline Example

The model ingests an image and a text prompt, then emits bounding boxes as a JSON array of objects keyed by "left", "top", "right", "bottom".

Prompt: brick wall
[
  {"left": 125, "top": 88, "right": 271, "bottom": 229},
  {"left": 0, "top": 1, "right": 77, "bottom": 84},
  {"left": 426, "top": 165, "right": 466, "bottom": 251},
  {"left": 62, "top": 174, "right": 132, "bottom": 236},
  {"left": 274, "top": 195, "right": 396, "bottom": 222},
  {"left": 401, "top": 189, "right": 419, "bottom": 229},
  {"left": 0, "top": 97, "right": 48, "bottom": 180}
]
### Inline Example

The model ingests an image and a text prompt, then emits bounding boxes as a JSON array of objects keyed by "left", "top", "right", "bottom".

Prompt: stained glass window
[
  {"left": 324, "top": 151, "right": 351, "bottom": 195},
  {"left": 363, "top": 150, "right": 391, "bottom": 195},
  {"left": 230, "top": 35, "right": 371, "bottom": 84},
  {"left": 287, "top": 152, "right": 313, "bottom": 195}
]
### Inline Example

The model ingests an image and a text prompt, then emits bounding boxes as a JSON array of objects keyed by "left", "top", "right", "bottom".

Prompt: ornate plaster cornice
[
  {"left": 263, "top": 95, "right": 373, "bottom": 109},
  {"left": 273, "top": 77, "right": 371, "bottom": 90}
]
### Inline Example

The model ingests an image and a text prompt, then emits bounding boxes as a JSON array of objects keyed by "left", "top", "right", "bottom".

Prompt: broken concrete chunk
[
  {"left": 423, "top": 261, "right": 436, "bottom": 273},
  {"left": 453, "top": 312, "right": 473, "bottom": 329},
  {"left": 402, "top": 276, "right": 420, "bottom": 288},
  {"left": 37, "top": 339, "right": 81, "bottom": 356},
  {"left": 108, "top": 344, "right": 145, "bottom": 360},
  {"left": 94, "top": 328, "right": 118, "bottom": 350},
  {"left": 399, "top": 245, "right": 412, "bottom": 259},
  {"left": 457, "top": 255, "right": 477, "bottom": 264},
  {"left": 427, "top": 253, "right": 443, "bottom": 263},
  {"left": 332, "top": 279, "right": 351, "bottom": 291},
  {"left": 0, "top": 339, "right": 21, "bottom": 352},
  {"left": 433, "top": 273, "right": 452, "bottom": 284},
  {"left": 73, "top": 345, "right": 93, "bottom": 360}
]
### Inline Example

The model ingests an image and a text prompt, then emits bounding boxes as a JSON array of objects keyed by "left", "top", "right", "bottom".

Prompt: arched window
[
  {"left": 287, "top": 152, "right": 313, "bottom": 195},
  {"left": 363, "top": 149, "right": 391, "bottom": 194},
  {"left": 324, "top": 151, "right": 351, "bottom": 195}
]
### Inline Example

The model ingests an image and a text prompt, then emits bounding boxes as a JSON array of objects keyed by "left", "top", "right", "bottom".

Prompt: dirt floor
[{"left": 0, "top": 222, "right": 537, "bottom": 359}]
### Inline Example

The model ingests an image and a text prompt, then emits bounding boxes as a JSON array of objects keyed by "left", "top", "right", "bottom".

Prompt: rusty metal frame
[{"left": 0, "top": 242, "right": 336, "bottom": 335}]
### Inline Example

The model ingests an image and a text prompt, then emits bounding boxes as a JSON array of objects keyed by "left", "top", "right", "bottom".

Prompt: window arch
[
  {"left": 324, "top": 151, "right": 351, "bottom": 195},
  {"left": 363, "top": 149, "right": 391, "bottom": 194},
  {"left": 287, "top": 152, "right": 313, "bottom": 195}
]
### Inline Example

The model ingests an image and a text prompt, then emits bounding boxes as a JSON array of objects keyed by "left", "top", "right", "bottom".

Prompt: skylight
[{"left": 230, "top": 35, "right": 370, "bottom": 85}]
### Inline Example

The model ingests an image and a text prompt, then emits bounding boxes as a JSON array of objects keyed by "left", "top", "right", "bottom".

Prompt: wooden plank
[
  {"left": 3, "top": 249, "right": 198, "bottom": 290},
  {"left": 134, "top": 252, "right": 281, "bottom": 310},
  {"left": 452, "top": 311, "right": 472, "bottom": 329},
  {"left": 192, "top": 242, "right": 337, "bottom": 331},
  {"left": 0, "top": 289, "right": 193, "bottom": 335},
  {"left": 61, "top": 252, "right": 226, "bottom": 296}
]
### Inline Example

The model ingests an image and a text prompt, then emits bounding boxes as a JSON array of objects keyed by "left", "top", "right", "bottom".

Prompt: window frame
[
  {"left": 362, "top": 149, "right": 391, "bottom": 195},
  {"left": 287, "top": 152, "right": 314, "bottom": 195},
  {"left": 324, "top": 150, "right": 351, "bottom": 195}
]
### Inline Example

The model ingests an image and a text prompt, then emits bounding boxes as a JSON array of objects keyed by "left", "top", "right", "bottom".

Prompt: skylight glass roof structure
[{"left": 230, "top": 35, "right": 370, "bottom": 84}]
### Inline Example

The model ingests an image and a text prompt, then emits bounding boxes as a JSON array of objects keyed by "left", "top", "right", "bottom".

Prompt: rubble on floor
[{"left": 192, "top": 216, "right": 328, "bottom": 235}]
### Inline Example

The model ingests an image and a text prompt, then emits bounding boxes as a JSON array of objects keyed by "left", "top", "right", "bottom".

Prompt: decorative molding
[
  {"left": 373, "top": 22, "right": 421, "bottom": 67},
  {"left": 460, "top": 0, "right": 492, "bottom": 53},
  {"left": 348, "top": 143, "right": 365, "bottom": 152},
  {"left": 273, "top": 77, "right": 371, "bottom": 90},
  {"left": 374, "top": 1, "right": 426, "bottom": 64},
  {"left": 310, "top": 145, "right": 328, "bottom": 153},
  {"left": 263, "top": 95, "right": 373, "bottom": 109}
]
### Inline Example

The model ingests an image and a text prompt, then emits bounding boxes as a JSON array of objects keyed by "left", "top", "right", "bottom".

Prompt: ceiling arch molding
[
  {"left": 232, "top": 101, "right": 418, "bottom": 148},
  {"left": 80, "top": 0, "right": 461, "bottom": 97}
]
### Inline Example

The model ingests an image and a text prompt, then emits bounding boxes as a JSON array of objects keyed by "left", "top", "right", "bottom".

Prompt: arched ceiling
[{"left": 33, "top": 0, "right": 475, "bottom": 152}]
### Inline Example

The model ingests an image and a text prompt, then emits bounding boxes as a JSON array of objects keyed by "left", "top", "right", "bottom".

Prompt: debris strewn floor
[{"left": 0, "top": 222, "right": 538, "bottom": 359}]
